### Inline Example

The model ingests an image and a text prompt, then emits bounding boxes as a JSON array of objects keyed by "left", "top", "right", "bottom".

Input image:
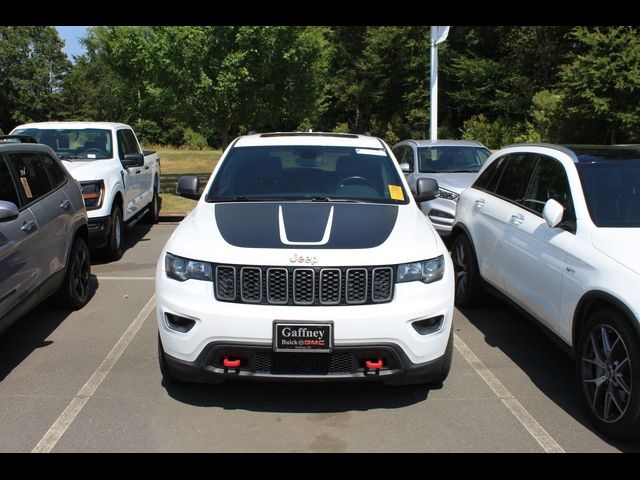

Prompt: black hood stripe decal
[{"left": 215, "top": 203, "right": 398, "bottom": 249}]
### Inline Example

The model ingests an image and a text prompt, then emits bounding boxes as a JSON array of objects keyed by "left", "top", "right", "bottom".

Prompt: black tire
[
  {"left": 59, "top": 237, "right": 91, "bottom": 310},
  {"left": 158, "top": 333, "right": 181, "bottom": 384},
  {"left": 142, "top": 186, "right": 160, "bottom": 225},
  {"left": 576, "top": 309, "right": 640, "bottom": 441},
  {"left": 450, "top": 234, "right": 484, "bottom": 307},
  {"left": 102, "top": 204, "right": 124, "bottom": 261}
]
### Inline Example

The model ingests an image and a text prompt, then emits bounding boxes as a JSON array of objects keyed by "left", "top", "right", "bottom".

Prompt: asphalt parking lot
[{"left": 0, "top": 223, "right": 638, "bottom": 453}]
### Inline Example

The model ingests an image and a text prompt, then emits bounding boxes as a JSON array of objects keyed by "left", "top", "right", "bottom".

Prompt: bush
[
  {"left": 183, "top": 128, "right": 208, "bottom": 150},
  {"left": 133, "top": 119, "right": 162, "bottom": 145},
  {"left": 460, "top": 114, "right": 541, "bottom": 149},
  {"left": 332, "top": 122, "right": 350, "bottom": 133}
]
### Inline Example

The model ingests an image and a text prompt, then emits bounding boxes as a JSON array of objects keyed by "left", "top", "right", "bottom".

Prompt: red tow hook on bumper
[
  {"left": 365, "top": 359, "right": 384, "bottom": 370},
  {"left": 222, "top": 357, "right": 241, "bottom": 368}
]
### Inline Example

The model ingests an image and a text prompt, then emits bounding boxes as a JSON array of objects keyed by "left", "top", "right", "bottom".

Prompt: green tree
[
  {"left": 559, "top": 26, "right": 640, "bottom": 144},
  {"left": 0, "top": 26, "right": 70, "bottom": 132}
]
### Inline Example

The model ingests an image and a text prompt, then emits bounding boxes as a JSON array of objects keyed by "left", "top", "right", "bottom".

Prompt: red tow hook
[
  {"left": 365, "top": 358, "right": 384, "bottom": 370},
  {"left": 222, "top": 356, "right": 241, "bottom": 368}
]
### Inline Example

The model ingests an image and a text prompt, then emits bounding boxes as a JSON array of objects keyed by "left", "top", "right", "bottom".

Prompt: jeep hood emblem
[{"left": 289, "top": 254, "right": 318, "bottom": 265}]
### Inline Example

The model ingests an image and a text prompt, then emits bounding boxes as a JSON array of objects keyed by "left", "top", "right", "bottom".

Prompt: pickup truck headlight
[
  {"left": 397, "top": 256, "right": 444, "bottom": 284},
  {"left": 438, "top": 188, "right": 459, "bottom": 202},
  {"left": 165, "top": 253, "right": 213, "bottom": 282},
  {"left": 80, "top": 181, "right": 105, "bottom": 210}
]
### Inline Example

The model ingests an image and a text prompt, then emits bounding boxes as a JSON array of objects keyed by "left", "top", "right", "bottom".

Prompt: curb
[{"left": 158, "top": 212, "right": 187, "bottom": 223}]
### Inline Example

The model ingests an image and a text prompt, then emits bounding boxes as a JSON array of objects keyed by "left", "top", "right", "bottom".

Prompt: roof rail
[
  {"left": 259, "top": 132, "right": 360, "bottom": 139},
  {"left": 0, "top": 135, "right": 38, "bottom": 144},
  {"left": 501, "top": 143, "right": 579, "bottom": 162}
]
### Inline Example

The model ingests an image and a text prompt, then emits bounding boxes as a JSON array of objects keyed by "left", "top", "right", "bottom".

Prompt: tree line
[{"left": 1, "top": 26, "right": 639, "bottom": 149}]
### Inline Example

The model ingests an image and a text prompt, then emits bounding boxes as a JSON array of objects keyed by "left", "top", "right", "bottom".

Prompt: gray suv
[
  {"left": 0, "top": 136, "right": 90, "bottom": 335},
  {"left": 392, "top": 140, "right": 491, "bottom": 237}
]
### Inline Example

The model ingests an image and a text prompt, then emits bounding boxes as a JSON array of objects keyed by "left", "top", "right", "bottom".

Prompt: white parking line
[
  {"left": 96, "top": 276, "right": 155, "bottom": 281},
  {"left": 31, "top": 295, "right": 156, "bottom": 453},
  {"left": 453, "top": 333, "right": 565, "bottom": 453}
]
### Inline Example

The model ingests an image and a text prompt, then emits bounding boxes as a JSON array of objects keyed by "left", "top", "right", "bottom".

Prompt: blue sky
[{"left": 55, "top": 26, "right": 89, "bottom": 61}]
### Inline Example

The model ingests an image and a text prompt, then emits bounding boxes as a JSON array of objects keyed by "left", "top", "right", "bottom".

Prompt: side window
[
  {"left": 123, "top": 130, "right": 140, "bottom": 155},
  {"left": 7, "top": 152, "right": 54, "bottom": 205},
  {"left": 524, "top": 155, "right": 574, "bottom": 216},
  {"left": 392, "top": 146, "right": 413, "bottom": 171},
  {"left": 494, "top": 154, "right": 538, "bottom": 203},
  {"left": 116, "top": 129, "right": 139, "bottom": 159},
  {"left": 473, "top": 155, "right": 507, "bottom": 193},
  {"left": 41, "top": 153, "right": 67, "bottom": 188},
  {"left": 0, "top": 157, "right": 20, "bottom": 207}
]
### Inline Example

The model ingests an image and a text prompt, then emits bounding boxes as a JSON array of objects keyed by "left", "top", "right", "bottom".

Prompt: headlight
[
  {"left": 80, "top": 181, "right": 105, "bottom": 210},
  {"left": 438, "top": 188, "right": 459, "bottom": 202},
  {"left": 165, "top": 253, "right": 213, "bottom": 282},
  {"left": 397, "top": 256, "right": 444, "bottom": 284}
]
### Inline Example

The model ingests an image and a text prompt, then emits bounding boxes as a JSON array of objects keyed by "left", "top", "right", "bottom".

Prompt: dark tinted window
[
  {"left": 208, "top": 145, "right": 409, "bottom": 204},
  {"left": 473, "top": 155, "right": 506, "bottom": 193},
  {"left": 117, "top": 129, "right": 140, "bottom": 159},
  {"left": 578, "top": 160, "right": 640, "bottom": 227},
  {"left": 392, "top": 145, "right": 414, "bottom": 171},
  {"left": 494, "top": 154, "right": 538, "bottom": 202},
  {"left": 42, "top": 153, "right": 67, "bottom": 188},
  {"left": 7, "top": 153, "right": 54, "bottom": 204},
  {"left": 523, "top": 155, "right": 573, "bottom": 215},
  {"left": 0, "top": 157, "right": 20, "bottom": 206}
]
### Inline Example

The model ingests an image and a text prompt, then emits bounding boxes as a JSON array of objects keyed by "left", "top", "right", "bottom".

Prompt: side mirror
[
  {"left": 176, "top": 175, "right": 200, "bottom": 200},
  {"left": 542, "top": 198, "right": 564, "bottom": 228},
  {"left": 122, "top": 153, "right": 144, "bottom": 169},
  {"left": 400, "top": 163, "right": 412, "bottom": 174},
  {"left": 414, "top": 178, "right": 439, "bottom": 203},
  {"left": 0, "top": 200, "right": 19, "bottom": 222}
]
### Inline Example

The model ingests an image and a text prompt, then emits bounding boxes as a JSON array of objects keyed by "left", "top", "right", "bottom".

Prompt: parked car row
[{"left": 0, "top": 121, "right": 160, "bottom": 334}]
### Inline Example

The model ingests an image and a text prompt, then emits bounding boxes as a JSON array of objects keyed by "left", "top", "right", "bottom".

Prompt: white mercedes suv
[
  {"left": 451, "top": 143, "right": 640, "bottom": 440},
  {"left": 156, "top": 132, "right": 454, "bottom": 386}
]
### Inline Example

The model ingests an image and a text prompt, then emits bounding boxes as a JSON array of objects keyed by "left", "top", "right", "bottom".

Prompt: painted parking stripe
[
  {"left": 31, "top": 295, "right": 156, "bottom": 453},
  {"left": 96, "top": 276, "right": 155, "bottom": 281},
  {"left": 453, "top": 333, "right": 565, "bottom": 453}
]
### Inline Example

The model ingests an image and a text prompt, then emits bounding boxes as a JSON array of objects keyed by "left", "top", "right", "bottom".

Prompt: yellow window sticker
[{"left": 388, "top": 185, "right": 404, "bottom": 201}]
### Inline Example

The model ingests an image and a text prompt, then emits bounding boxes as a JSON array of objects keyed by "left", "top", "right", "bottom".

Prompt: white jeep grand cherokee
[{"left": 156, "top": 132, "right": 454, "bottom": 386}]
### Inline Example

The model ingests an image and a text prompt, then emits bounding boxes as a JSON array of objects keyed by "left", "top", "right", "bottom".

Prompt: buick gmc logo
[{"left": 289, "top": 253, "right": 318, "bottom": 265}]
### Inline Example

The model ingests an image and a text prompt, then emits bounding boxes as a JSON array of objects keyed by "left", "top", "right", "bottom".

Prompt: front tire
[
  {"left": 450, "top": 234, "right": 483, "bottom": 307},
  {"left": 577, "top": 309, "right": 640, "bottom": 440},
  {"left": 102, "top": 205, "right": 124, "bottom": 261},
  {"left": 59, "top": 237, "right": 91, "bottom": 309}
]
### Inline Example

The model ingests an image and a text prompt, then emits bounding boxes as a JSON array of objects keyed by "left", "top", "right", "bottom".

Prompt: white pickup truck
[{"left": 10, "top": 122, "right": 160, "bottom": 260}]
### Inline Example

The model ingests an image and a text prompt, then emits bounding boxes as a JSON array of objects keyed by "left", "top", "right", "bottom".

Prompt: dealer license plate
[{"left": 273, "top": 322, "right": 333, "bottom": 353}]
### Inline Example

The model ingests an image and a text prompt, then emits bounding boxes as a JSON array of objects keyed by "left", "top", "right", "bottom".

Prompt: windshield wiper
[
  {"left": 310, "top": 197, "right": 366, "bottom": 203},
  {"left": 58, "top": 155, "right": 84, "bottom": 160},
  {"left": 447, "top": 169, "right": 478, "bottom": 173},
  {"left": 210, "top": 196, "right": 285, "bottom": 203}
]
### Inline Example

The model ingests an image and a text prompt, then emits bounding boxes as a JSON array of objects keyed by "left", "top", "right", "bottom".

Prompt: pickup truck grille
[{"left": 214, "top": 265, "right": 394, "bottom": 306}]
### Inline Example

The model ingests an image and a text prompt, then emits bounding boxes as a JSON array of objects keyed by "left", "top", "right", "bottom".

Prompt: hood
[
  {"left": 416, "top": 172, "right": 479, "bottom": 194},
  {"left": 167, "top": 201, "right": 440, "bottom": 267},
  {"left": 61, "top": 158, "right": 118, "bottom": 181},
  {"left": 592, "top": 228, "right": 640, "bottom": 276}
]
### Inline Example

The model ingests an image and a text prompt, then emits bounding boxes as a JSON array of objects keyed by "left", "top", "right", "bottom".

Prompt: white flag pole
[{"left": 430, "top": 26, "right": 438, "bottom": 142}]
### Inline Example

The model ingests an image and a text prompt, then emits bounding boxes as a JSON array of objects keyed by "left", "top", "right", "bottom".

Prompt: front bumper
[
  {"left": 419, "top": 198, "right": 457, "bottom": 237},
  {"left": 156, "top": 256, "right": 455, "bottom": 382},
  {"left": 88, "top": 215, "right": 111, "bottom": 249}
]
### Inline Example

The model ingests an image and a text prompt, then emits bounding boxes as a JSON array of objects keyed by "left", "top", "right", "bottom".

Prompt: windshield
[
  {"left": 418, "top": 146, "right": 490, "bottom": 173},
  {"left": 578, "top": 161, "right": 640, "bottom": 228},
  {"left": 207, "top": 145, "right": 409, "bottom": 204},
  {"left": 13, "top": 128, "right": 113, "bottom": 160}
]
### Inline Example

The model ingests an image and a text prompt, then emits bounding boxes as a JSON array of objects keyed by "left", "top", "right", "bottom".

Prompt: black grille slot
[
  {"left": 267, "top": 268, "right": 288, "bottom": 304},
  {"left": 215, "top": 266, "right": 236, "bottom": 300},
  {"left": 372, "top": 267, "right": 393, "bottom": 302},
  {"left": 240, "top": 267, "right": 262, "bottom": 303},
  {"left": 254, "top": 352, "right": 353, "bottom": 375},
  {"left": 346, "top": 268, "right": 368, "bottom": 304},
  {"left": 319, "top": 268, "right": 341, "bottom": 305},
  {"left": 293, "top": 269, "right": 315, "bottom": 305}
]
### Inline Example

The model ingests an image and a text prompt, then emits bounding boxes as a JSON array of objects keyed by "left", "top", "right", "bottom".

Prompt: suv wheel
[
  {"left": 450, "top": 234, "right": 483, "bottom": 307},
  {"left": 59, "top": 237, "right": 91, "bottom": 309},
  {"left": 577, "top": 308, "right": 640, "bottom": 440},
  {"left": 103, "top": 205, "right": 124, "bottom": 261},
  {"left": 143, "top": 186, "right": 160, "bottom": 224}
]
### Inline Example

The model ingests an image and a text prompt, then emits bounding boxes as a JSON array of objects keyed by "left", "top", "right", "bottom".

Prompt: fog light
[
  {"left": 412, "top": 315, "right": 444, "bottom": 335},
  {"left": 165, "top": 313, "right": 196, "bottom": 333},
  {"left": 429, "top": 209, "right": 454, "bottom": 219}
]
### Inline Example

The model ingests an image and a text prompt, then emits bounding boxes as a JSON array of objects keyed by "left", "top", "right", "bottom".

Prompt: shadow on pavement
[
  {"left": 90, "top": 223, "right": 153, "bottom": 266},
  {"left": 458, "top": 302, "right": 640, "bottom": 452},
  {"left": 0, "top": 276, "right": 99, "bottom": 383},
  {"left": 163, "top": 378, "right": 431, "bottom": 414}
]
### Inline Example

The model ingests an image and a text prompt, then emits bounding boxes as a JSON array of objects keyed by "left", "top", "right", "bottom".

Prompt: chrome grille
[
  {"left": 213, "top": 265, "right": 393, "bottom": 306},
  {"left": 346, "top": 268, "right": 368, "bottom": 304}
]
